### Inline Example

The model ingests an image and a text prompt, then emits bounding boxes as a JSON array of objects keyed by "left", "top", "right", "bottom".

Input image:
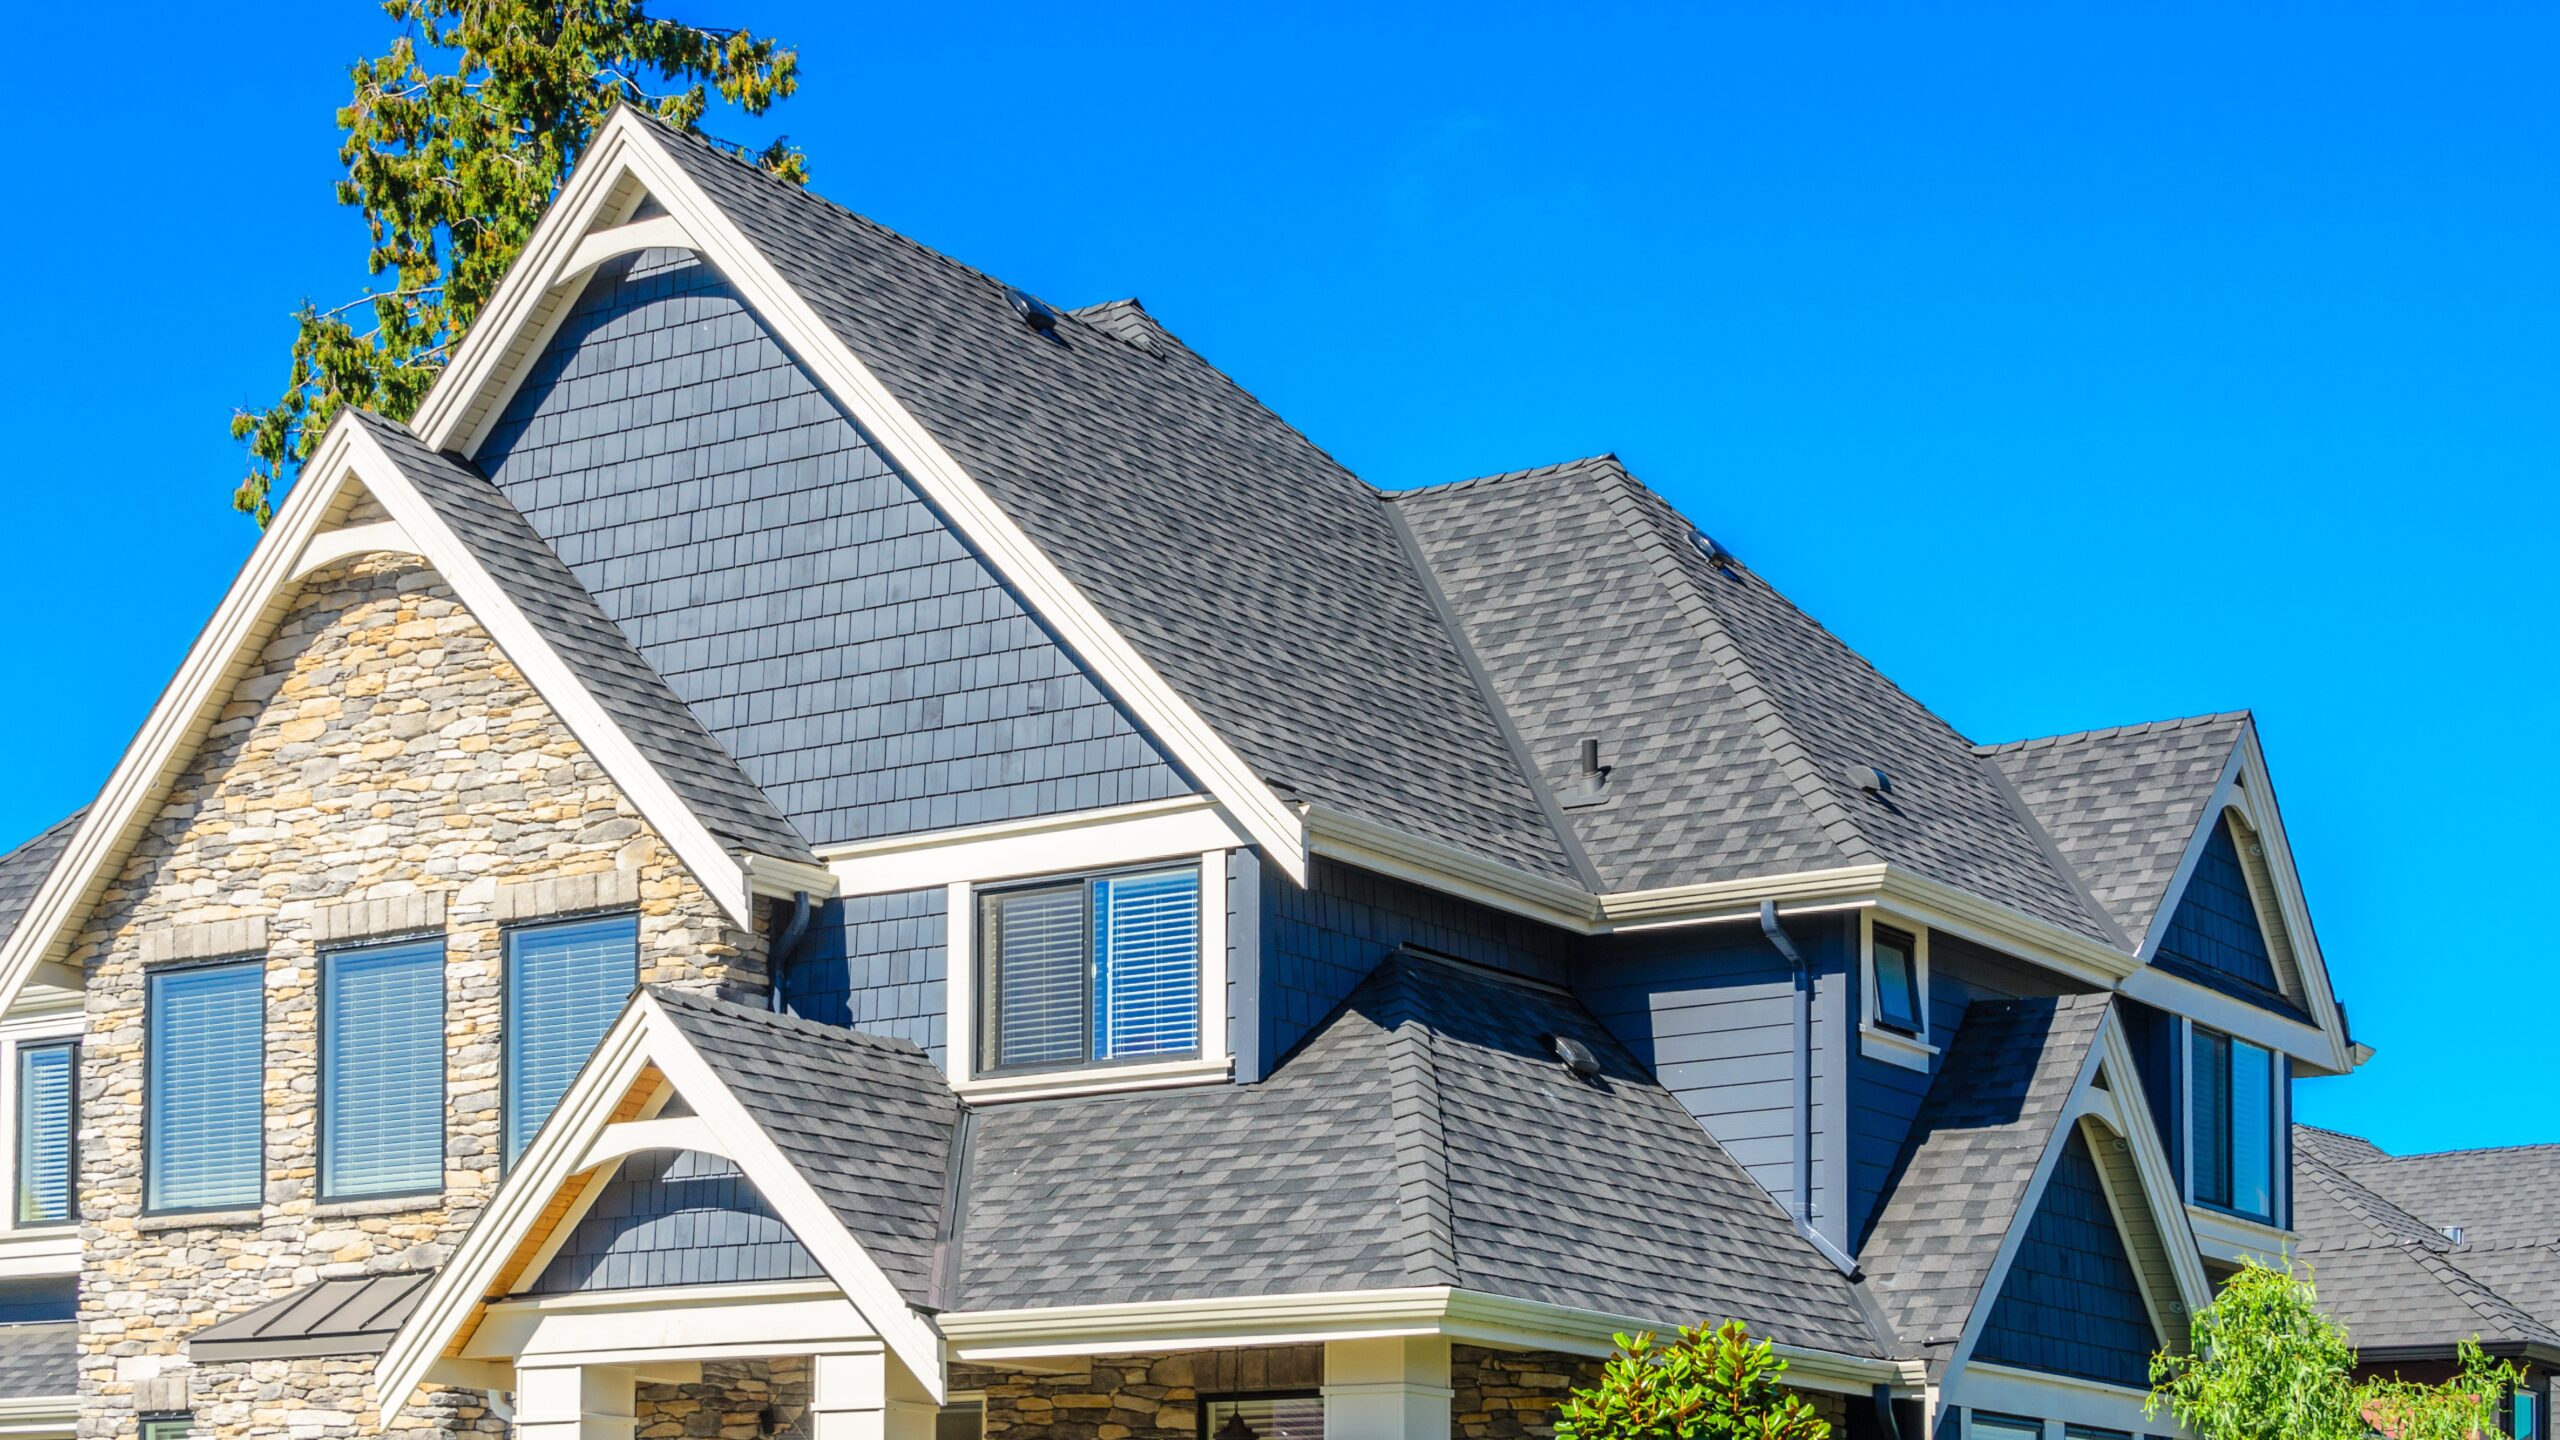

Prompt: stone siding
[
  {"left": 74, "top": 551, "right": 768, "bottom": 1438},
  {"left": 955, "top": 1348, "right": 1323, "bottom": 1440}
]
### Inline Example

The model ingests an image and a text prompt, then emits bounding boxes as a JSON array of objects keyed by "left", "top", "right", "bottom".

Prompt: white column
[
  {"left": 515, "top": 1363, "right": 637, "bottom": 1440},
  {"left": 811, "top": 1345, "right": 938, "bottom": 1440},
  {"left": 1323, "top": 1337, "right": 1453, "bottom": 1440}
]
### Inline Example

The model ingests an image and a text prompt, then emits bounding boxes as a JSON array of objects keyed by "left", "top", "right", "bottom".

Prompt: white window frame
[
  {"left": 948, "top": 847, "right": 1233, "bottom": 1103},
  {"left": 0, "top": 1007, "right": 82, "bottom": 1246},
  {"left": 1858, "top": 911, "right": 1938, "bottom": 1071}
]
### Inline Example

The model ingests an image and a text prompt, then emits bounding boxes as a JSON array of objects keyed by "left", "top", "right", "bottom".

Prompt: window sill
[
  {"left": 312, "top": 1192, "right": 444, "bottom": 1220},
  {"left": 1858, "top": 1023, "right": 1939, "bottom": 1072},
  {"left": 138, "top": 1207, "right": 263, "bottom": 1232},
  {"left": 2187, "top": 1203, "right": 2295, "bottom": 1266},
  {"left": 955, "top": 1055, "right": 1232, "bottom": 1104}
]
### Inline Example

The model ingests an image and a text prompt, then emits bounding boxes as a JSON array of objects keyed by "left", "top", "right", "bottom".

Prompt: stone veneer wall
[{"left": 73, "top": 551, "right": 768, "bottom": 1439}]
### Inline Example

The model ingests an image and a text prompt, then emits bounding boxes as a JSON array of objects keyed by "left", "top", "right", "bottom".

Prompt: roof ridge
[
  {"left": 1388, "top": 453, "right": 1628, "bottom": 501},
  {"left": 647, "top": 985, "right": 940, "bottom": 1062},
  {"left": 1974, "top": 710, "right": 2254, "bottom": 757},
  {"left": 1372, "top": 959, "right": 1460, "bottom": 1288},
  {"left": 1585, "top": 466, "right": 1874, "bottom": 870}
]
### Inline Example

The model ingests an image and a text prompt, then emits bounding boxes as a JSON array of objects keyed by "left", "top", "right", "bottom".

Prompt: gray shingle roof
[
  {"left": 0, "top": 809, "right": 81, "bottom": 951},
  {"left": 0, "top": 1322, "right": 72, "bottom": 1400},
  {"left": 646, "top": 126, "right": 1576, "bottom": 884},
  {"left": 1396, "top": 458, "right": 2114, "bottom": 941},
  {"left": 2292, "top": 1125, "right": 2560, "bottom": 1356},
  {"left": 955, "top": 950, "right": 1891, "bottom": 1358},
  {"left": 652, "top": 988, "right": 959, "bottom": 1305},
  {"left": 187, "top": 1271, "right": 435, "bottom": 1362},
  {"left": 1856, "top": 993, "right": 2111, "bottom": 1374},
  {"left": 355, "top": 410, "right": 814, "bottom": 863},
  {"left": 1979, "top": 712, "right": 2250, "bottom": 944}
]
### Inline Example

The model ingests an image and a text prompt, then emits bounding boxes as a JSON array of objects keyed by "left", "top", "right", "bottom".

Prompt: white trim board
[
  {"left": 405, "top": 107, "right": 1309, "bottom": 884},
  {"left": 0, "top": 410, "right": 771, "bottom": 1025},
  {"left": 375, "top": 991, "right": 946, "bottom": 1423}
]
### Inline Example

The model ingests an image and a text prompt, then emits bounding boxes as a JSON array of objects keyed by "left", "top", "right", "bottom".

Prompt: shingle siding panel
[
  {"left": 782, "top": 889, "right": 949, "bottom": 1062},
  {"left": 1975, "top": 1129, "right": 2160, "bottom": 1388},
  {"left": 2154, "top": 816, "right": 2281, "bottom": 995},
  {"left": 522, "top": 1146, "right": 825, "bottom": 1295},
  {"left": 477, "top": 249, "right": 1192, "bottom": 850}
]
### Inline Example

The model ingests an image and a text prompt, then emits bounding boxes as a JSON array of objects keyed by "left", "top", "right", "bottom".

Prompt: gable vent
[{"left": 1005, "top": 287, "right": 1058, "bottom": 333}]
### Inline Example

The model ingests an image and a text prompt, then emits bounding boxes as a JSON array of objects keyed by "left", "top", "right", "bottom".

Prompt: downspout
[
  {"left": 1870, "top": 1384, "right": 1903, "bottom": 1440},
  {"left": 1760, "top": 901, "right": 1861, "bottom": 1278},
  {"left": 769, "top": 890, "right": 813, "bottom": 1015}
]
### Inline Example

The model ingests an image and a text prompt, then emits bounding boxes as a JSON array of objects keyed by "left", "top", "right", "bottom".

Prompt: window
[
  {"left": 2191, "top": 1024, "right": 2278, "bottom": 1220},
  {"left": 13, "top": 1041, "right": 75, "bottom": 1225},
  {"left": 320, "top": 939, "right": 445, "bottom": 1200},
  {"left": 2065, "top": 1428, "right": 2132, "bottom": 1440},
  {"left": 2513, "top": 1384, "right": 2541, "bottom": 1440},
  {"left": 140, "top": 1418, "right": 200, "bottom": 1440},
  {"left": 1969, "top": 1415, "right": 2043, "bottom": 1440},
  {"left": 1871, "top": 924, "right": 1923, "bottom": 1035},
  {"left": 937, "top": 1399, "right": 986, "bottom": 1440},
  {"left": 505, "top": 914, "right": 640, "bottom": 1163},
  {"left": 146, "top": 962, "right": 264, "bottom": 1213},
  {"left": 1202, "top": 1394, "right": 1324, "bottom": 1440},
  {"left": 980, "top": 867, "right": 1201, "bottom": 1073}
]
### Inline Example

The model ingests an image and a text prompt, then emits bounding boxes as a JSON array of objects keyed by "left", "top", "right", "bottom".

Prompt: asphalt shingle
[{"left": 0, "top": 809, "right": 81, "bottom": 951}]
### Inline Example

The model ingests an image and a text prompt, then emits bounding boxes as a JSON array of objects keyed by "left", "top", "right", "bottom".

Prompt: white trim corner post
[
  {"left": 1323, "top": 1337, "right": 1453, "bottom": 1440},
  {"left": 811, "top": 1346, "right": 937, "bottom": 1440},
  {"left": 515, "top": 1363, "right": 637, "bottom": 1440}
]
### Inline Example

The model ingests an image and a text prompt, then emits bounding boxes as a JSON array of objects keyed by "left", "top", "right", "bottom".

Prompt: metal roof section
[{"left": 188, "top": 1271, "right": 435, "bottom": 1362}]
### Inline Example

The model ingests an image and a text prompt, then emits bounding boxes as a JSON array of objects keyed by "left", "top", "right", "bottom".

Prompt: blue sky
[{"left": 1, "top": 2, "right": 2549, "bottom": 1153}]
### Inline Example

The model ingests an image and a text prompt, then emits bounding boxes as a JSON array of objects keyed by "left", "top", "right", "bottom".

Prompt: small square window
[
  {"left": 141, "top": 1418, "right": 201, "bottom": 1440},
  {"left": 937, "top": 1400, "right": 986, "bottom": 1440},
  {"left": 1203, "top": 1394, "right": 1324, "bottom": 1440},
  {"left": 1871, "top": 924, "right": 1923, "bottom": 1036},
  {"left": 980, "top": 867, "right": 1201, "bottom": 1074}
]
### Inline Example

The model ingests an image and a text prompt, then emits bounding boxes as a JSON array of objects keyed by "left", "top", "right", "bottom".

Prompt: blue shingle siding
[
  {"left": 523, "top": 1147, "right": 824, "bottom": 1293},
  {"left": 1976, "top": 1128, "right": 2160, "bottom": 1388},
  {"left": 782, "top": 891, "right": 949, "bottom": 1061},
  {"left": 1848, "top": 934, "right": 2079, "bottom": 1248},
  {"left": 1576, "top": 918, "right": 1847, "bottom": 1228},
  {"left": 2117, "top": 996, "right": 2183, "bottom": 1190},
  {"left": 478, "top": 249, "right": 1192, "bottom": 849},
  {"left": 1261, "top": 859, "right": 1571, "bottom": 1066},
  {"left": 2154, "top": 815, "right": 2280, "bottom": 996}
]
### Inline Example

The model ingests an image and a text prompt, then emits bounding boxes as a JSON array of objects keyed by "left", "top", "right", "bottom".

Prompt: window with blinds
[
  {"left": 505, "top": 914, "right": 640, "bottom": 1163},
  {"left": 980, "top": 866, "right": 1201, "bottom": 1074},
  {"left": 146, "top": 963, "right": 264, "bottom": 1213},
  {"left": 320, "top": 940, "right": 446, "bottom": 1200},
  {"left": 14, "top": 1041, "right": 75, "bottom": 1225}
]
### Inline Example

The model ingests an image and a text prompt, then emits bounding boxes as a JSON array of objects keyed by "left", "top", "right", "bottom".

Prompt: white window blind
[
  {"left": 986, "top": 886, "right": 1087, "bottom": 1070},
  {"left": 14, "top": 1041, "right": 75, "bottom": 1224},
  {"left": 983, "top": 867, "right": 1200, "bottom": 1072},
  {"left": 147, "top": 963, "right": 264, "bottom": 1212},
  {"left": 506, "top": 915, "right": 639, "bottom": 1162},
  {"left": 321, "top": 940, "right": 445, "bottom": 1199},
  {"left": 1094, "top": 870, "right": 1200, "bottom": 1060}
]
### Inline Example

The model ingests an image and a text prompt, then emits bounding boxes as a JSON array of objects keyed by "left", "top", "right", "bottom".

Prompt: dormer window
[
  {"left": 1858, "top": 915, "right": 1937, "bottom": 1071},
  {"left": 979, "top": 866, "right": 1201, "bottom": 1073}
]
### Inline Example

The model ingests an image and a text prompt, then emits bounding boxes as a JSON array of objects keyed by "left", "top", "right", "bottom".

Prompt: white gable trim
[
  {"left": 1940, "top": 1010, "right": 2211, "bottom": 1389},
  {"left": 0, "top": 413, "right": 762, "bottom": 1023},
  {"left": 407, "top": 109, "right": 1309, "bottom": 882},
  {"left": 375, "top": 992, "right": 945, "bottom": 1423},
  {"left": 2128, "top": 723, "right": 2352, "bottom": 1074}
]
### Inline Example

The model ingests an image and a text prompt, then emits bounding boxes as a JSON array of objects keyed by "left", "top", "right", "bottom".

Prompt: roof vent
[
  {"left": 1005, "top": 287, "right": 1058, "bottom": 333},
  {"left": 1846, "top": 763, "right": 1892, "bottom": 795},
  {"left": 1550, "top": 1034, "right": 1603, "bottom": 1080},
  {"left": 2444, "top": 1225, "right": 2466, "bottom": 1246},
  {"left": 1560, "top": 737, "right": 1613, "bottom": 810},
  {"left": 1692, "top": 529, "right": 1737, "bottom": 569}
]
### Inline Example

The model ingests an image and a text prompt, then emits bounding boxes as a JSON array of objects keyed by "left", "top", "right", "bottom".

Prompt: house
[
  {"left": 0, "top": 108, "right": 2360, "bottom": 1440},
  {"left": 2292, "top": 1126, "right": 2560, "bottom": 1437}
]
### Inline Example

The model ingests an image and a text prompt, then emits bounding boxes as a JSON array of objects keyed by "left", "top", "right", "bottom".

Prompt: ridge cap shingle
[{"left": 1974, "top": 709, "right": 2254, "bottom": 757}]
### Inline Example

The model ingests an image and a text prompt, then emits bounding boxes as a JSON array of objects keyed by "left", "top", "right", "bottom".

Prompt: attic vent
[
  {"left": 1845, "top": 763, "right": 1892, "bottom": 796},
  {"left": 1549, "top": 1034, "right": 1602, "bottom": 1080},
  {"left": 2444, "top": 1225, "right": 2466, "bottom": 1245},
  {"left": 1005, "top": 287, "right": 1058, "bottom": 333},
  {"left": 1692, "top": 529, "right": 1736, "bottom": 568}
]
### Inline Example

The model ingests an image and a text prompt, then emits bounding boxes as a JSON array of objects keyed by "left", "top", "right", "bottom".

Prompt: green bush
[{"left": 1555, "top": 1322, "right": 1830, "bottom": 1440}]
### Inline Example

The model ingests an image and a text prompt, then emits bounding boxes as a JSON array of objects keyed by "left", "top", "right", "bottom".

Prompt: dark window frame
[
  {"left": 2189, "top": 1021, "right": 2280, "bottom": 1223},
  {"left": 12, "top": 1037, "right": 79, "bottom": 1228},
  {"left": 1198, "top": 1389, "right": 1326, "bottom": 1440},
  {"left": 499, "top": 909, "right": 642, "bottom": 1173},
  {"left": 1967, "top": 1413, "right": 2045, "bottom": 1440},
  {"left": 1870, "top": 922, "right": 1924, "bottom": 1037},
  {"left": 976, "top": 863, "right": 1204, "bottom": 1078},
  {"left": 316, "top": 934, "right": 449, "bottom": 1204},
  {"left": 142, "top": 956, "right": 267, "bottom": 1217}
]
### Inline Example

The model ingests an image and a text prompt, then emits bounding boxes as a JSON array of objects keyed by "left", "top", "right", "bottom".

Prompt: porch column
[
  {"left": 515, "top": 1363, "right": 637, "bottom": 1440},
  {"left": 810, "top": 1345, "right": 938, "bottom": 1440},
  {"left": 1323, "top": 1337, "right": 1453, "bottom": 1440}
]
